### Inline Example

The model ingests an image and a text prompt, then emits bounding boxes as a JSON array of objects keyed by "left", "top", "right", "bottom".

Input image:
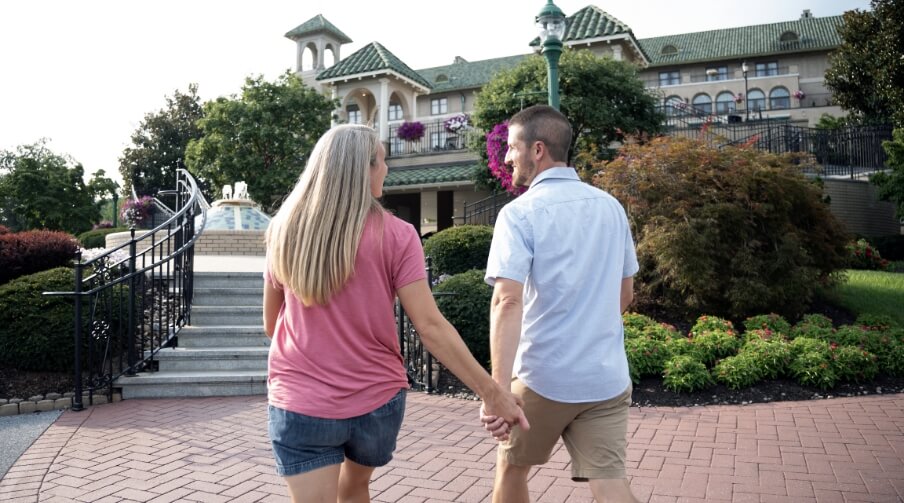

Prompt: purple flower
[{"left": 397, "top": 121, "right": 425, "bottom": 141}]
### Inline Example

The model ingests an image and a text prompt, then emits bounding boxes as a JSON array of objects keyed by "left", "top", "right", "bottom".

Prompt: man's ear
[{"left": 533, "top": 141, "right": 544, "bottom": 160}]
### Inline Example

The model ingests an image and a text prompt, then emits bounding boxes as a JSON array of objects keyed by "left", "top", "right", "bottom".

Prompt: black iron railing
[
  {"left": 463, "top": 192, "right": 514, "bottom": 226},
  {"left": 45, "top": 169, "right": 206, "bottom": 410},
  {"left": 397, "top": 257, "right": 443, "bottom": 392},
  {"left": 387, "top": 119, "right": 477, "bottom": 157}
]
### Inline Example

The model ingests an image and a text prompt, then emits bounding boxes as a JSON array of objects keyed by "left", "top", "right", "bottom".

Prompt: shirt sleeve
[
  {"left": 392, "top": 220, "right": 427, "bottom": 290},
  {"left": 485, "top": 206, "right": 533, "bottom": 286},
  {"left": 263, "top": 253, "right": 284, "bottom": 290},
  {"left": 622, "top": 218, "right": 640, "bottom": 278}
]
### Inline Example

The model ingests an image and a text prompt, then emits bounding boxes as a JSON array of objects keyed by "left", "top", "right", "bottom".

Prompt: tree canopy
[
  {"left": 118, "top": 84, "right": 204, "bottom": 198},
  {"left": 185, "top": 72, "right": 336, "bottom": 213},
  {"left": 824, "top": 0, "right": 904, "bottom": 127},
  {"left": 470, "top": 49, "right": 663, "bottom": 188},
  {"left": 0, "top": 141, "right": 112, "bottom": 234}
]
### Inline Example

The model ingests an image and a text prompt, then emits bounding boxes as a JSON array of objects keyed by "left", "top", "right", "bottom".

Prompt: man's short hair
[{"left": 509, "top": 105, "right": 572, "bottom": 163}]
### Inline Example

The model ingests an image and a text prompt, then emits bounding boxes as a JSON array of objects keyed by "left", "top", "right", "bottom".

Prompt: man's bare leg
[
  {"left": 492, "top": 452, "right": 532, "bottom": 503},
  {"left": 588, "top": 478, "right": 639, "bottom": 503}
]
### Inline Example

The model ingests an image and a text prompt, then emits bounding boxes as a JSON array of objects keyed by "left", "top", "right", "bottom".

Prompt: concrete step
[
  {"left": 191, "top": 306, "right": 262, "bottom": 326},
  {"left": 193, "top": 272, "right": 263, "bottom": 289},
  {"left": 156, "top": 347, "right": 269, "bottom": 371},
  {"left": 116, "top": 370, "right": 267, "bottom": 398},
  {"left": 178, "top": 326, "right": 270, "bottom": 348},
  {"left": 193, "top": 287, "right": 263, "bottom": 306}
]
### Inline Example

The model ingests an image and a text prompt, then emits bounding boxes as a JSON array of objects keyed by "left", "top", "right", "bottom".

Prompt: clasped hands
[{"left": 480, "top": 394, "right": 530, "bottom": 442}]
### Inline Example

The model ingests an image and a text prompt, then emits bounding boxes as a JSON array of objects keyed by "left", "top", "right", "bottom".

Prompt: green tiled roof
[
  {"left": 638, "top": 15, "right": 844, "bottom": 66},
  {"left": 285, "top": 14, "right": 352, "bottom": 44},
  {"left": 317, "top": 42, "right": 431, "bottom": 90},
  {"left": 529, "top": 6, "right": 650, "bottom": 63},
  {"left": 384, "top": 164, "right": 475, "bottom": 187},
  {"left": 417, "top": 55, "right": 529, "bottom": 92}
]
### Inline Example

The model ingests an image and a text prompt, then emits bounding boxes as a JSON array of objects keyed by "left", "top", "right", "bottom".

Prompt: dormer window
[
  {"left": 661, "top": 44, "right": 678, "bottom": 56},
  {"left": 780, "top": 31, "right": 799, "bottom": 43},
  {"left": 435, "top": 74, "right": 449, "bottom": 83}
]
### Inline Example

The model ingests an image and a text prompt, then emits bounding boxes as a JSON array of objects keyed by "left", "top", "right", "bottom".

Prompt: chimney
[
  {"left": 453, "top": 56, "right": 468, "bottom": 64},
  {"left": 801, "top": 9, "right": 813, "bottom": 19}
]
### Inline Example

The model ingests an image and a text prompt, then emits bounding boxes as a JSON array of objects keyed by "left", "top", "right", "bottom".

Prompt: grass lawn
[{"left": 824, "top": 269, "right": 904, "bottom": 326}]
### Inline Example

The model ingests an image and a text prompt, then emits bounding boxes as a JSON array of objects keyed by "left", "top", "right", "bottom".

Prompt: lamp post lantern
[
  {"left": 537, "top": 0, "right": 566, "bottom": 110},
  {"left": 742, "top": 61, "right": 749, "bottom": 121}
]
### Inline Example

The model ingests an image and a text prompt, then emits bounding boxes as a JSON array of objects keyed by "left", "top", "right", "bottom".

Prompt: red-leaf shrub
[
  {"left": 0, "top": 230, "right": 79, "bottom": 284},
  {"left": 0, "top": 225, "right": 10, "bottom": 235}
]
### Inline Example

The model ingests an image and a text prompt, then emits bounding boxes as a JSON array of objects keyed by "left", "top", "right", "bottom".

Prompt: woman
[{"left": 263, "top": 124, "right": 527, "bottom": 502}]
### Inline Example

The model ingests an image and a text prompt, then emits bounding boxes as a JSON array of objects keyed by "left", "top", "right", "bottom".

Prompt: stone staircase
[{"left": 116, "top": 271, "right": 269, "bottom": 398}]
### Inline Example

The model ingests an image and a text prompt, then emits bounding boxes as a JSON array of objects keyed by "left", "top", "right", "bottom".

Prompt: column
[
  {"left": 379, "top": 78, "right": 390, "bottom": 143},
  {"left": 330, "top": 86, "right": 339, "bottom": 127}
]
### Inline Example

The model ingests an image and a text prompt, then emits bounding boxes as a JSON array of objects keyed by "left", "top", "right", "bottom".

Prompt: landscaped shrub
[
  {"left": 0, "top": 225, "right": 10, "bottom": 235},
  {"left": 597, "top": 135, "right": 849, "bottom": 319},
  {"left": 855, "top": 313, "right": 898, "bottom": 331},
  {"left": 423, "top": 225, "right": 494, "bottom": 277},
  {"left": 743, "top": 328, "right": 785, "bottom": 344},
  {"left": 625, "top": 336, "right": 670, "bottom": 383},
  {"left": 831, "top": 346, "right": 878, "bottom": 383},
  {"left": 690, "top": 330, "right": 741, "bottom": 366},
  {"left": 433, "top": 269, "right": 493, "bottom": 367},
  {"left": 690, "top": 315, "right": 735, "bottom": 336},
  {"left": 740, "top": 339, "right": 791, "bottom": 379},
  {"left": 790, "top": 314, "right": 834, "bottom": 340},
  {"left": 830, "top": 325, "right": 871, "bottom": 346},
  {"left": 846, "top": 238, "right": 889, "bottom": 270},
  {"left": 663, "top": 355, "right": 712, "bottom": 393},
  {"left": 623, "top": 312, "right": 658, "bottom": 332},
  {"left": 743, "top": 314, "right": 792, "bottom": 337},
  {"left": 791, "top": 350, "right": 837, "bottom": 389},
  {"left": 77, "top": 227, "right": 129, "bottom": 249},
  {"left": 643, "top": 323, "right": 680, "bottom": 341},
  {"left": 876, "top": 340, "right": 904, "bottom": 376},
  {"left": 789, "top": 337, "right": 831, "bottom": 358},
  {"left": 0, "top": 230, "right": 79, "bottom": 285},
  {"left": 664, "top": 335, "right": 694, "bottom": 357},
  {"left": 714, "top": 353, "right": 763, "bottom": 390}
]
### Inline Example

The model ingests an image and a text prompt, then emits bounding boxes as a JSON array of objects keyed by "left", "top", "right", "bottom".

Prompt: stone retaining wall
[
  {"left": 106, "top": 230, "right": 265, "bottom": 256},
  {"left": 0, "top": 392, "right": 122, "bottom": 416}
]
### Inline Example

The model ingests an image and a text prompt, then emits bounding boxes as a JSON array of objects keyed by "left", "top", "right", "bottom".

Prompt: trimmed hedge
[
  {"left": 0, "top": 230, "right": 78, "bottom": 285},
  {"left": 424, "top": 225, "right": 494, "bottom": 277},
  {"left": 434, "top": 269, "right": 493, "bottom": 368},
  {"left": 77, "top": 227, "right": 129, "bottom": 249}
]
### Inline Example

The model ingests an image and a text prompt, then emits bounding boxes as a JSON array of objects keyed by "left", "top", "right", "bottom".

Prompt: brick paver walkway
[{"left": 1, "top": 392, "right": 902, "bottom": 502}]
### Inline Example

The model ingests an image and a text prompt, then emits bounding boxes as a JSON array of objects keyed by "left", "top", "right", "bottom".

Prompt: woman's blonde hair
[{"left": 265, "top": 124, "right": 383, "bottom": 305}]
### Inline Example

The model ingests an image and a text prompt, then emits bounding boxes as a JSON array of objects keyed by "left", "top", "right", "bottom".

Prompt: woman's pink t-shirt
[{"left": 264, "top": 211, "right": 426, "bottom": 419}]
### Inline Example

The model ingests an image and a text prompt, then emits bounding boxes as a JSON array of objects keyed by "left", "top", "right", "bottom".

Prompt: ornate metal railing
[
  {"left": 387, "top": 119, "right": 479, "bottom": 157},
  {"left": 45, "top": 169, "right": 206, "bottom": 411},
  {"left": 463, "top": 192, "right": 514, "bottom": 226},
  {"left": 398, "top": 257, "right": 450, "bottom": 392}
]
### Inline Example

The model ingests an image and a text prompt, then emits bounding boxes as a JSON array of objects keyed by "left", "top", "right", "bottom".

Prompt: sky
[{"left": 0, "top": 0, "right": 870, "bottom": 186}]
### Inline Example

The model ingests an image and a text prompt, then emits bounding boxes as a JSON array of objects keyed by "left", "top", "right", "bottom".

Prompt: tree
[
  {"left": 118, "top": 84, "right": 204, "bottom": 198},
  {"left": 871, "top": 128, "right": 904, "bottom": 219},
  {"left": 0, "top": 141, "right": 102, "bottom": 234},
  {"left": 471, "top": 49, "right": 664, "bottom": 188},
  {"left": 185, "top": 72, "right": 337, "bottom": 213},
  {"left": 824, "top": 0, "right": 904, "bottom": 127}
]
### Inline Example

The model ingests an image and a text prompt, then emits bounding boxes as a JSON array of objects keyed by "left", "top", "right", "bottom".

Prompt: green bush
[
  {"left": 690, "top": 315, "right": 735, "bottom": 336},
  {"left": 423, "top": 225, "right": 494, "bottom": 277},
  {"left": 664, "top": 335, "right": 694, "bottom": 357},
  {"left": 789, "top": 337, "right": 831, "bottom": 358},
  {"left": 855, "top": 313, "right": 898, "bottom": 331},
  {"left": 791, "top": 350, "right": 837, "bottom": 389},
  {"left": 846, "top": 239, "right": 889, "bottom": 270},
  {"left": 831, "top": 346, "right": 878, "bottom": 383},
  {"left": 77, "top": 227, "right": 129, "bottom": 249},
  {"left": 743, "top": 328, "right": 786, "bottom": 344},
  {"left": 743, "top": 313, "right": 792, "bottom": 337},
  {"left": 623, "top": 312, "right": 658, "bottom": 332},
  {"left": 598, "top": 136, "right": 849, "bottom": 319},
  {"left": 625, "top": 336, "right": 670, "bottom": 384},
  {"left": 433, "top": 269, "right": 493, "bottom": 367},
  {"left": 690, "top": 330, "right": 741, "bottom": 366},
  {"left": 740, "top": 339, "right": 792, "bottom": 380},
  {"left": 643, "top": 323, "right": 680, "bottom": 341},
  {"left": 830, "top": 325, "right": 870, "bottom": 346},
  {"left": 713, "top": 353, "right": 763, "bottom": 390},
  {"left": 876, "top": 340, "right": 904, "bottom": 376},
  {"left": 790, "top": 315, "right": 835, "bottom": 340},
  {"left": 663, "top": 355, "right": 712, "bottom": 393}
]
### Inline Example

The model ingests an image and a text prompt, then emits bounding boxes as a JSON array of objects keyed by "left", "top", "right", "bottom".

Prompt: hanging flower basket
[
  {"left": 793, "top": 90, "right": 805, "bottom": 100},
  {"left": 734, "top": 93, "right": 745, "bottom": 104},
  {"left": 443, "top": 113, "right": 470, "bottom": 134},
  {"left": 397, "top": 121, "right": 425, "bottom": 141},
  {"left": 120, "top": 195, "right": 155, "bottom": 228}
]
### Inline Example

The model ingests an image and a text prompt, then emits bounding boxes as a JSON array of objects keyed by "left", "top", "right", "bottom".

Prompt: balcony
[{"left": 387, "top": 119, "right": 476, "bottom": 158}]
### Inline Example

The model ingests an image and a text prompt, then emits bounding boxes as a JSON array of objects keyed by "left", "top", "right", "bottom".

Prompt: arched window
[
  {"left": 664, "top": 95, "right": 684, "bottom": 116},
  {"left": 692, "top": 93, "right": 712, "bottom": 115},
  {"left": 770, "top": 87, "right": 790, "bottom": 109},
  {"left": 748, "top": 89, "right": 766, "bottom": 112},
  {"left": 435, "top": 74, "right": 449, "bottom": 83},
  {"left": 715, "top": 92, "right": 736, "bottom": 114},
  {"left": 661, "top": 44, "right": 678, "bottom": 56},
  {"left": 388, "top": 99, "right": 403, "bottom": 121}
]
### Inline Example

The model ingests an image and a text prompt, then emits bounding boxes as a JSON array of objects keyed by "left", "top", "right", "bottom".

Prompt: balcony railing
[
  {"left": 387, "top": 119, "right": 477, "bottom": 157},
  {"left": 645, "top": 66, "right": 798, "bottom": 87}
]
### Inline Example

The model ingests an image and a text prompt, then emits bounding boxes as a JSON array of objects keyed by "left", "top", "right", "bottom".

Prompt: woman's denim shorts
[{"left": 268, "top": 388, "right": 406, "bottom": 477}]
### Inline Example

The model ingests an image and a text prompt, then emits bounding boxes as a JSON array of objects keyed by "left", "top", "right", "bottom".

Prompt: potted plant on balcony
[
  {"left": 793, "top": 90, "right": 805, "bottom": 100},
  {"left": 443, "top": 113, "right": 470, "bottom": 134},
  {"left": 397, "top": 121, "right": 425, "bottom": 142}
]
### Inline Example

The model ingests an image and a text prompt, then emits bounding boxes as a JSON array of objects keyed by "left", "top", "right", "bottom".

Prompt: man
[{"left": 481, "top": 105, "right": 640, "bottom": 503}]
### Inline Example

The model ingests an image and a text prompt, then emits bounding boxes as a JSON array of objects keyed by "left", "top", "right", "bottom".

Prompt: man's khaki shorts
[{"left": 499, "top": 378, "right": 633, "bottom": 480}]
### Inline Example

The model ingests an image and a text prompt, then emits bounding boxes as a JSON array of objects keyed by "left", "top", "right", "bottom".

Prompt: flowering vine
[{"left": 486, "top": 121, "right": 525, "bottom": 196}]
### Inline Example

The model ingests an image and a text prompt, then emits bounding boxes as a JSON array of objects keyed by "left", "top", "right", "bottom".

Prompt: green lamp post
[{"left": 536, "top": 0, "right": 566, "bottom": 110}]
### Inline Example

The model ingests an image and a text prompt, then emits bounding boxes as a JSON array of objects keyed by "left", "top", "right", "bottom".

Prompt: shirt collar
[{"left": 530, "top": 167, "right": 579, "bottom": 188}]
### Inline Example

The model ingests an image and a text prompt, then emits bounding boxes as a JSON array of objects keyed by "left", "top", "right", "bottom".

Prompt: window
[
  {"left": 748, "top": 89, "right": 766, "bottom": 111},
  {"left": 755, "top": 62, "right": 779, "bottom": 77},
  {"left": 431, "top": 98, "right": 447, "bottom": 115},
  {"left": 390, "top": 137, "right": 404, "bottom": 156},
  {"left": 769, "top": 87, "right": 790, "bottom": 110},
  {"left": 435, "top": 74, "right": 449, "bottom": 83},
  {"left": 430, "top": 131, "right": 448, "bottom": 150},
  {"left": 706, "top": 66, "right": 728, "bottom": 82},
  {"left": 779, "top": 31, "right": 799, "bottom": 48},
  {"left": 664, "top": 95, "right": 685, "bottom": 115},
  {"left": 388, "top": 103, "right": 403, "bottom": 121},
  {"left": 659, "top": 71, "right": 680, "bottom": 86},
  {"left": 692, "top": 94, "right": 712, "bottom": 115},
  {"left": 347, "top": 104, "right": 361, "bottom": 124},
  {"left": 715, "top": 92, "right": 736, "bottom": 114},
  {"left": 661, "top": 45, "right": 678, "bottom": 56}
]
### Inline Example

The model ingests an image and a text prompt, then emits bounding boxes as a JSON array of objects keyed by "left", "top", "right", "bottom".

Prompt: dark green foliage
[
  {"left": 690, "top": 315, "right": 735, "bottom": 336},
  {"left": 871, "top": 128, "right": 904, "bottom": 220},
  {"left": 622, "top": 312, "right": 658, "bottom": 333},
  {"left": 831, "top": 346, "right": 878, "bottom": 383},
  {"left": 690, "top": 330, "right": 742, "bottom": 366},
  {"left": 790, "top": 314, "right": 835, "bottom": 340},
  {"left": 790, "top": 350, "right": 837, "bottom": 389},
  {"left": 77, "top": 227, "right": 129, "bottom": 249},
  {"left": 789, "top": 337, "right": 832, "bottom": 358},
  {"left": 713, "top": 353, "right": 763, "bottom": 390},
  {"left": 423, "top": 225, "right": 494, "bottom": 277},
  {"left": 743, "top": 314, "right": 792, "bottom": 337},
  {"left": 743, "top": 328, "right": 786, "bottom": 344},
  {"left": 740, "top": 339, "right": 792, "bottom": 380},
  {"left": 186, "top": 72, "right": 337, "bottom": 213},
  {"left": 598, "top": 136, "right": 850, "bottom": 320},
  {"left": 876, "top": 340, "right": 904, "bottom": 376},
  {"left": 0, "top": 230, "right": 78, "bottom": 284},
  {"left": 662, "top": 355, "right": 712, "bottom": 393},
  {"left": 855, "top": 313, "right": 898, "bottom": 331},
  {"left": 625, "top": 336, "right": 670, "bottom": 384},
  {"left": 830, "top": 325, "right": 871, "bottom": 346},
  {"left": 433, "top": 270, "right": 493, "bottom": 368},
  {"left": 664, "top": 336, "right": 694, "bottom": 357}
]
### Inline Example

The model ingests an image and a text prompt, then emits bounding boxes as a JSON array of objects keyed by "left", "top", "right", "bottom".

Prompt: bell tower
[{"left": 284, "top": 14, "right": 352, "bottom": 91}]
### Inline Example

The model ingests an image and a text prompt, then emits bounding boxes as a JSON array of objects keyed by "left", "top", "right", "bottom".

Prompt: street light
[
  {"left": 537, "top": 0, "right": 566, "bottom": 110},
  {"left": 742, "top": 61, "right": 749, "bottom": 121}
]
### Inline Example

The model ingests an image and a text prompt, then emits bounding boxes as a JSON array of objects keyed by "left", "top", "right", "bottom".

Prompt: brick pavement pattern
[{"left": 1, "top": 392, "right": 902, "bottom": 502}]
